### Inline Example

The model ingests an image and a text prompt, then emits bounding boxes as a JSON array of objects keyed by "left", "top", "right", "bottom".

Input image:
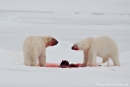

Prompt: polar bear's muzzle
[
  {"left": 54, "top": 40, "right": 58, "bottom": 45},
  {"left": 71, "top": 45, "right": 79, "bottom": 50},
  {"left": 51, "top": 38, "right": 58, "bottom": 46}
]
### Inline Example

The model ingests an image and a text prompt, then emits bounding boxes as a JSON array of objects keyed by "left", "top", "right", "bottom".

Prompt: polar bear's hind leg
[
  {"left": 39, "top": 54, "right": 46, "bottom": 67},
  {"left": 111, "top": 55, "right": 120, "bottom": 66}
]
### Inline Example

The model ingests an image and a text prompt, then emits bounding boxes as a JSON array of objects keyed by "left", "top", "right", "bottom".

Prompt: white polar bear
[
  {"left": 23, "top": 36, "right": 58, "bottom": 67},
  {"left": 71, "top": 36, "right": 120, "bottom": 66}
]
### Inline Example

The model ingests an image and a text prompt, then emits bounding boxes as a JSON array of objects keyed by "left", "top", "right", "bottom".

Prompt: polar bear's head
[
  {"left": 71, "top": 39, "right": 90, "bottom": 51},
  {"left": 42, "top": 36, "right": 58, "bottom": 47}
]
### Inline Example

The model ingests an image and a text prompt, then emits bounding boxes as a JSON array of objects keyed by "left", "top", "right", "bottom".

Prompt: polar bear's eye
[
  {"left": 48, "top": 37, "right": 52, "bottom": 41},
  {"left": 74, "top": 44, "right": 77, "bottom": 46},
  {"left": 82, "top": 44, "right": 84, "bottom": 46}
]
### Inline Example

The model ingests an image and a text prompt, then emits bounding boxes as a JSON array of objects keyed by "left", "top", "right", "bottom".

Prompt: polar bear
[
  {"left": 23, "top": 36, "right": 58, "bottom": 67},
  {"left": 71, "top": 36, "right": 120, "bottom": 66}
]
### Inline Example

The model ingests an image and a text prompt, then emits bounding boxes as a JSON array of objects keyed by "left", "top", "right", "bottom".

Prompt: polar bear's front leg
[
  {"left": 39, "top": 53, "right": 46, "bottom": 67},
  {"left": 83, "top": 50, "right": 89, "bottom": 66},
  {"left": 88, "top": 54, "right": 96, "bottom": 66},
  {"left": 88, "top": 50, "right": 97, "bottom": 66}
]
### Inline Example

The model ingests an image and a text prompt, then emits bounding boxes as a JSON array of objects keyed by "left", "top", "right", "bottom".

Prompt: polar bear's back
[
  {"left": 24, "top": 36, "right": 41, "bottom": 44},
  {"left": 23, "top": 36, "right": 45, "bottom": 56},
  {"left": 96, "top": 36, "right": 119, "bottom": 58}
]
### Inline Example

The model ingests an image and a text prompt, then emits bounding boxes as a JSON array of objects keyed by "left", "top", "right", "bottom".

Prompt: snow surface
[{"left": 0, "top": 0, "right": 130, "bottom": 87}]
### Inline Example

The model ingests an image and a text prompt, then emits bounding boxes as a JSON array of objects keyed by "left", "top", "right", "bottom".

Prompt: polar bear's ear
[
  {"left": 47, "top": 36, "right": 52, "bottom": 41},
  {"left": 47, "top": 35, "right": 52, "bottom": 37},
  {"left": 48, "top": 37, "right": 52, "bottom": 41}
]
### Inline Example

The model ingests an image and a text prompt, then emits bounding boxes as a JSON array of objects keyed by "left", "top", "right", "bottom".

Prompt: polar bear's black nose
[
  {"left": 71, "top": 45, "right": 78, "bottom": 50},
  {"left": 54, "top": 40, "right": 58, "bottom": 45},
  {"left": 71, "top": 46, "right": 75, "bottom": 50}
]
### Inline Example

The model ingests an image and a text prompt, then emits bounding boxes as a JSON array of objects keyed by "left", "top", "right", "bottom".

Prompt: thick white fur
[
  {"left": 23, "top": 36, "right": 56, "bottom": 66},
  {"left": 74, "top": 36, "right": 120, "bottom": 66}
]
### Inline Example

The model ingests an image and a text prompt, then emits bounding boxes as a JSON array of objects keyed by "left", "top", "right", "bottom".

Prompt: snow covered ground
[{"left": 0, "top": 0, "right": 130, "bottom": 87}]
